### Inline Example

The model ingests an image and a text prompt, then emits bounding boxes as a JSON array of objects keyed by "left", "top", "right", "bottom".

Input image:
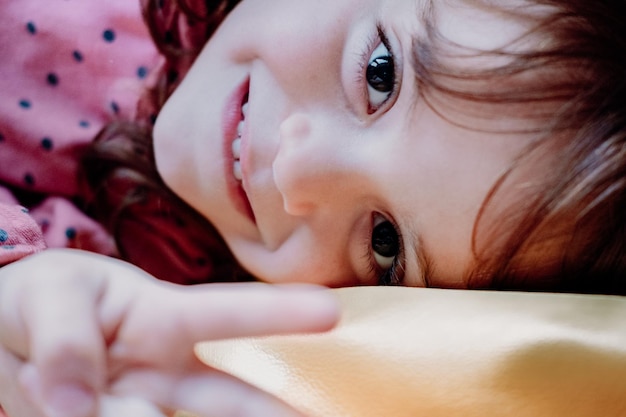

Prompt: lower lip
[{"left": 222, "top": 77, "right": 256, "bottom": 223}]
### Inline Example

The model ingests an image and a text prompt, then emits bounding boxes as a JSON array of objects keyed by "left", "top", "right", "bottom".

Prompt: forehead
[
  {"left": 403, "top": 0, "right": 553, "bottom": 64},
  {"left": 378, "top": 0, "right": 558, "bottom": 284},
  {"left": 432, "top": 0, "right": 546, "bottom": 48},
  {"left": 405, "top": 1, "right": 557, "bottom": 131}
]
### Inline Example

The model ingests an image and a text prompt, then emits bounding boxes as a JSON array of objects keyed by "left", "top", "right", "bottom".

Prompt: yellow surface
[{"left": 196, "top": 287, "right": 626, "bottom": 417}]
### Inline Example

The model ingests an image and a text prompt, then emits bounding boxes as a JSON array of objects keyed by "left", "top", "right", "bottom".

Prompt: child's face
[{"left": 154, "top": 0, "right": 540, "bottom": 287}]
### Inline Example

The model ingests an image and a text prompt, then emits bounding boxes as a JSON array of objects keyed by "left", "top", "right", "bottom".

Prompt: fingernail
[{"left": 43, "top": 383, "right": 95, "bottom": 417}]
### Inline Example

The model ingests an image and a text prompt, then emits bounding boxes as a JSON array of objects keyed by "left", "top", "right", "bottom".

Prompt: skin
[
  {"left": 0, "top": 250, "right": 338, "bottom": 417},
  {"left": 155, "top": 0, "right": 540, "bottom": 289},
  {"left": 0, "top": 0, "right": 549, "bottom": 416}
]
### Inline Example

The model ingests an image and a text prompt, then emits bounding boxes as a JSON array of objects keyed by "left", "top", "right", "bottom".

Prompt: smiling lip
[{"left": 222, "top": 77, "right": 256, "bottom": 223}]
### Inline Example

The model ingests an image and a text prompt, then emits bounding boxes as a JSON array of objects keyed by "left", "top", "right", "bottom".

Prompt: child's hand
[{"left": 0, "top": 249, "right": 339, "bottom": 417}]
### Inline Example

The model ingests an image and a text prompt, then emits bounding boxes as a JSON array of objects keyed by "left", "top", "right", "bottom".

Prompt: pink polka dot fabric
[
  {"left": 0, "top": 202, "right": 46, "bottom": 266},
  {"left": 0, "top": 0, "right": 160, "bottom": 258}
]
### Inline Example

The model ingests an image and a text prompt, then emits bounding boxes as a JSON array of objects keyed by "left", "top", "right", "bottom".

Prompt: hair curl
[
  {"left": 411, "top": 0, "right": 626, "bottom": 293},
  {"left": 80, "top": 0, "right": 247, "bottom": 283}
]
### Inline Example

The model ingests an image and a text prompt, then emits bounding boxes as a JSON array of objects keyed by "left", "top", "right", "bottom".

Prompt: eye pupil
[
  {"left": 366, "top": 56, "right": 394, "bottom": 93},
  {"left": 372, "top": 221, "right": 399, "bottom": 257}
]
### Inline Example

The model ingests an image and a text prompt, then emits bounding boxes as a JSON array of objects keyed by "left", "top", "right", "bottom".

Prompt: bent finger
[
  {"left": 0, "top": 344, "right": 21, "bottom": 404},
  {"left": 170, "top": 371, "right": 306, "bottom": 417},
  {"left": 110, "top": 365, "right": 305, "bottom": 417},
  {"left": 19, "top": 276, "right": 107, "bottom": 417},
  {"left": 0, "top": 348, "right": 46, "bottom": 417},
  {"left": 99, "top": 395, "right": 168, "bottom": 417}
]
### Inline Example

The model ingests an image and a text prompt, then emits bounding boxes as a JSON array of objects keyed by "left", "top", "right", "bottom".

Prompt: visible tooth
[
  {"left": 233, "top": 160, "right": 242, "bottom": 181},
  {"left": 232, "top": 138, "right": 241, "bottom": 159},
  {"left": 237, "top": 120, "right": 244, "bottom": 137},
  {"left": 241, "top": 102, "right": 249, "bottom": 118}
]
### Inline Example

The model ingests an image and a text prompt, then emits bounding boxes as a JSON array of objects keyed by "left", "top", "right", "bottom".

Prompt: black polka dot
[
  {"left": 19, "top": 99, "right": 31, "bottom": 109},
  {"left": 65, "top": 227, "right": 77, "bottom": 239},
  {"left": 41, "top": 137, "right": 54, "bottom": 151},
  {"left": 196, "top": 257, "right": 208, "bottom": 267},
  {"left": 79, "top": 120, "right": 90, "bottom": 128},
  {"left": 26, "top": 22, "right": 36, "bottom": 34},
  {"left": 73, "top": 50, "right": 84, "bottom": 62},
  {"left": 0, "top": 229, "right": 8, "bottom": 243},
  {"left": 103, "top": 29, "right": 116, "bottom": 42},
  {"left": 0, "top": 133, "right": 5, "bottom": 142},
  {"left": 149, "top": 114, "right": 158, "bottom": 125},
  {"left": 137, "top": 66, "right": 148, "bottom": 79},
  {"left": 110, "top": 101, "right": 120, "bottom": 114},
  {"left": 47, "top": 73, "right": 59, "bottom": 86},
  {"left": 24, "top": 173, "right": 35, "bottom": 186},
  {"left": 157, "top": 0, "right": 164, "bottom": 9}
]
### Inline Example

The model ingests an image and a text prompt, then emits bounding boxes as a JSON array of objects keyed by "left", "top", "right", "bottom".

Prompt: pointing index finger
[{"left": 110, "top": 282, "right": 339, "bottom": 367}]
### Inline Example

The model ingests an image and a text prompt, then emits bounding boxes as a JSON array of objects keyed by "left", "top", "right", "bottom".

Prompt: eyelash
[
  {"left": 364, "top": 215, "right": 405, "bottom": 286},
  {"left": 356, "top": 23, "right": 399, "bottom": 114},
  {"left": 355, "top": 25, "right": 403, "bottom": 285}
]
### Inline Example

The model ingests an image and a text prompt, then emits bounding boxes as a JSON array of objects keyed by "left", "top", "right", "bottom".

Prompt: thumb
[
  {"left": 21, "top": 280, "right": 107, "bottom": 417},
  {"left": 19, "top": 364, "right": 97, "bottom": 417}
]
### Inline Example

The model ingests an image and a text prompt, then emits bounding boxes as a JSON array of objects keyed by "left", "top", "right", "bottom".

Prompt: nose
[{"left": 273, "top": 112, "right": 366, "bottom": 217}]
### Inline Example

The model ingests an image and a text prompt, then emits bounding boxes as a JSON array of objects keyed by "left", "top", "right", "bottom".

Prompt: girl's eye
[
  {"left": 372, "top": 217, "right": 400, "bottom": 274},
  {"left": 366, "top": 42, "right": 395, "bottom": 111}
]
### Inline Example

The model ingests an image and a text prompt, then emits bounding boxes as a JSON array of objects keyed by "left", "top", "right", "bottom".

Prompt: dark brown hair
[
  {"left": 411, "top": 0, "right": 626, "bottom": 294},
  {"left": 81, "top": 0, "right": 625, "bottom": 293},
  {"left": 81, "top": 0, "right": 247, "bottom": 283}
]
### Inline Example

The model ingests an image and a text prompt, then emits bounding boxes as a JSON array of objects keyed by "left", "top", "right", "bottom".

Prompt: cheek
[
  {"left": 153, "top": 108, "right": 179, "bottom": 188},
  {"left": 153, "top": 99, "right": 202, "bottom": 203},
  {"left": 233, "top": 232, "right": 360, "bottom": 287},
  {"left": 152, "top": 74, "right": 216, "bottom": 196}
]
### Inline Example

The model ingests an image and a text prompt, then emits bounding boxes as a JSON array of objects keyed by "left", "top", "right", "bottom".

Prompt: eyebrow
[
  {"left": 406, "top": 227, "right": 432, "bottom": 287},
  {"left": 390, "top": 2, "right": 435, "bottom": 288},
  {"left": 405, "top": 0, "right": 440, "bottom": 116}
]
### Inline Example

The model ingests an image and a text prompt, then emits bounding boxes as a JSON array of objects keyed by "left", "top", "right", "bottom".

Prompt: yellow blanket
[{"left": 196, "top": 287, "right": 626, "bottom": 417}]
